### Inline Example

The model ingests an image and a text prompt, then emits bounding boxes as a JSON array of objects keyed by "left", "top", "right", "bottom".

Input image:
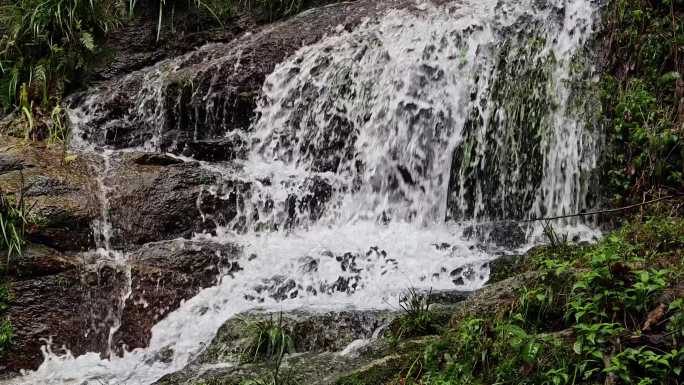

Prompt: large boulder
[
  {"left": 154, "top": 287, "right": 473, "bottom": 385},
  {"left": 153, "top": 309, "right": 427, "bottom": 385},
  {"left": 2, "top": 239, "right": 242, "bottom": 375}
]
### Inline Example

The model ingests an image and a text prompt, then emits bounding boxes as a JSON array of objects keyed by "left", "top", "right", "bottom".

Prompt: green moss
[{"left": 335, "top": 355, "right": 405, "bottom": 385}]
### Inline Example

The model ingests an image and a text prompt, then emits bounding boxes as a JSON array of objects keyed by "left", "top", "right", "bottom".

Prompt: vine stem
[{"left": 522, "top": 193, "right": 684, "bottom": 223}]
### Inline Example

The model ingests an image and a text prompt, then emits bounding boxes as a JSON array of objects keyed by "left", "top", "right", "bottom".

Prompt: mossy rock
[{"left": 449, "top": 271, "right": 541, "bottom": 328}]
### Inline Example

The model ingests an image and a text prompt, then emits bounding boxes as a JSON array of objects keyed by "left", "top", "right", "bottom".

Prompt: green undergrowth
[
  {"left": 0, "top": 0, "right": 313, "bottom": 139},
  {"left": 602, "top": 0, "right": 684, "bottom": 205},
  {"left": 387, "top": 217, "right": 684, "bottom": 385}
]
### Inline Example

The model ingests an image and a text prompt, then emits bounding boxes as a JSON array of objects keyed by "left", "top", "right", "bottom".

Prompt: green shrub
[
  {"left": 602, "top": 0, "right": 684, "bottom": 204},
  {"left": 0, "top": 0, "right": 125, "bottom": 113}
]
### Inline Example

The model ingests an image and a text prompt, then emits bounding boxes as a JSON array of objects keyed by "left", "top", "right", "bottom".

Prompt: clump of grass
[
  {"left": 240, "top": 313, "right": 298, "bottom": 385},
  {"left": 541, "top": 220, "right": 569, "bottom": 251},
  {"left": 0, "top": 184, "right": 33, "bottom": 264},
  {"left": 390, "top": 288, "right": 440, "bottom": 340},
  {"left": 241, "top": 314, "right": 295, "bottom": 363}
]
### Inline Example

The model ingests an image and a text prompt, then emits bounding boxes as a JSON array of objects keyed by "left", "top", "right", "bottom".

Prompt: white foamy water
[
  {"left": 10, "top": 0, "right": 603, "bottom": 383},
  {"left": 14, "top": 223, "right": 490, "bottom": 385}
]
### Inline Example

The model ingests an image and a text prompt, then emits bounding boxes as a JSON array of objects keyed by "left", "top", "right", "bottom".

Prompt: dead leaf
[{"left": 642, "top": 303, "right": 667, "bottom": 332}]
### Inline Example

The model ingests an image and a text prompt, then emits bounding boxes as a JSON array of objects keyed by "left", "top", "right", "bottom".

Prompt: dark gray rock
[
  {"left": 104, "top": 152, "right": 249, "bottom": 249},
  {"left": 133, "top": 153, "right": 185, "bottom": 166},
  {"left": 0, "top": 155, "right": 27, "bottom": 175},
  {"left": 178, "top": 135, "right": 249, "bottom": 162},
  {"left": 153, "top": 309, "right": 430, "bottom": 385},
  {"left": 199, "top": 309, "right": 398, "bottom": 365},
  {"left": 3, "top": 239, "right": 242, "bottom": 374}
]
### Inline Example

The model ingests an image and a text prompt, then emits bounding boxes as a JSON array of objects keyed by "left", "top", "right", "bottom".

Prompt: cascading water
[{"left": 10, "top": 0, "right": 603, "bottom": 384}]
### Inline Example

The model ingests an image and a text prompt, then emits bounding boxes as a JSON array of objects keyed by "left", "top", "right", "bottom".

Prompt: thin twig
[{"left": 521, "top": 193, "right": 684, "bottom": 223}]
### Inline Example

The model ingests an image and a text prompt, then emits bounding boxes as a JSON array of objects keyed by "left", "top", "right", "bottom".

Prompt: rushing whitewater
[{"left": 13, "top": 0, "right": 602, "bottom": 383}]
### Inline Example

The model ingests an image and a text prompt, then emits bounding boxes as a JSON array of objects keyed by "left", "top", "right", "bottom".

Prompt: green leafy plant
[
  {"left": 0, "top": 0, "right": 126, "bottom": 115},
  {"left": 401, "top": 217, "right": 684, "bottom": 385},
  {"left": 0, "top": 185, "right": 32, "bottom": 264},
  {"left": 602, "top": 0, "right": 683, "bottom": 205}
]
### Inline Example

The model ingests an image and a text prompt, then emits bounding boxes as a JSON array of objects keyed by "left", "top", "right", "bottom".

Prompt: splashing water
[{"left": 11, "top": 0, "right": 604, "bottom": 384}]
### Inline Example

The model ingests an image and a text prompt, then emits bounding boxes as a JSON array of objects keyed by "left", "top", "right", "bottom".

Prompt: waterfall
[{"left": 11, "top": 0, "right": 603, "bottom": 384}]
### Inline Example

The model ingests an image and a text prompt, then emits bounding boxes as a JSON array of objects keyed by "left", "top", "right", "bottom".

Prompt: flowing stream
[{"left": 12, "top": 0, "right": 603, "bottom": 383}]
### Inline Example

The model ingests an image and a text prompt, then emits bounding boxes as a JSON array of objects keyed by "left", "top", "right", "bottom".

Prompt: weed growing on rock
[
  {"left": 239, "top": 314, "right": 298, "bottom": 385},
  {"left": 0, "top": 186, "right": 32, "bottom": 263},
  {"left": 241, "top": 314, "right": 295, "bottom": 363},
  {"left": 390, "top": 288, "right": 441, "bottom": 341}
]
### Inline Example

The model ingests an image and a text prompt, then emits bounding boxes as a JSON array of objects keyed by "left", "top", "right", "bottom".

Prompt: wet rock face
[
  {"left": 0, "top": 141, "right": 338, "bottom": 255},
  {"left": 111, "top": 239, "right": 243, "bottom": 354},
  {"left": 91, "top": 0, "right": 350, "bottom": 83},
  {"left": 2, "top": 240, "right": 241, "bottom": 374},
  {"left": 67, "top": 0, "right": 419, "bottom": 155},
  {"left": 4, "top": 267, "right": 86, "bottom": 374},
  {"left": 461, "top": 222, "right": 528, "bottom": 250},
  {"left": 0, "top": 137, "right": 99, "bottom": 252},
  {"left": 178, "top": 135, "right": 249, "bottom": 162},
  {"left": 104, "top": 152, "right": 240, "bottom": 249},
  {"left": 153, "top": 309, "right": 408, "bottom": 385}
]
